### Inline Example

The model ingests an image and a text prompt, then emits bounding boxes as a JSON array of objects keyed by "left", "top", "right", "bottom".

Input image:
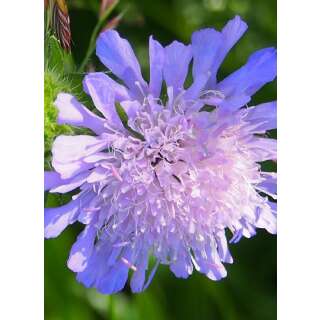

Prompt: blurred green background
[{"left": 45, "top": 0, "right": 277, "bottom": 319}]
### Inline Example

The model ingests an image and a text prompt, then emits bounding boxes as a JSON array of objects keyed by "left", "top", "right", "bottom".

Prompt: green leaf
[
  {"left": 115, "top": 103, "right": 145, "bottom": 141},
  {"left": 45, "top": 35, "right": 75, "bottom": 73}
]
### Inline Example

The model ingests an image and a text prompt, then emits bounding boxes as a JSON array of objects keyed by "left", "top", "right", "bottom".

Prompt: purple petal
[
  {"left": 97, "top": 262, "right": 129, "bottom": 294},
  {"left": 83, "top": 72, "right": 132, "bottom": 102},
  {"left": 83, "top": 74, "right": 124, "bottom": 130},
  {"left": 257, "top": 173, "right": 277, "bottom": 199},
  {"left": 249, "top": 138, "right": 277, "bottom": 162},
  {"left": 184, "top": 71, "right": 211, "bottom": 102},
  {"left": 163, "top": 41, "right": 192, "bottom": 96},
  {"left": 52, "top": 135, "right": 107, "bottom": 178},
  {"left": 217, "top": 47, "right": 277, "bottom": 110},
  {"left": 76, "top": 243, "right": 111, "bottom": 288},
  {"left": 170, "top": 252, "right": 193, "bottom": 279},
  {"left": 67, "top": 222, "right": 97, "bottom": 272},
  {"left": 218, "top": 93, "right": 250, "bottom": 109},
  {"left": 54, "top": 93, "right": 106, "bottom": 134},
  {"left": 77, "top": 196, "right": 104, "bottom": 225},
  {"left": 245, "top": 101, "right": 277, "bottom": 132},
  {"left": 191, "top": 28, "right": 222, "bottom": 80},
  {"left": 97, "top": 247, "right": 133, "bottom": 294},
  {"left": 130, "top": 248, "right": 149, "bottom": 293},
  {"left": 149, "top": 36, "right": 165, "bottom": 98},
  {"left": 215, "top": 232, "right": 233, "bottom": 263},
  {"left": 44, "top": 193, "right": 94, "bottom": 238},
  {"left": 51, "top": 160, "right": 93, "bottom": 181},
  {"left": 146, "top": 95, "right": 163, "bottom": 113},
  {"left": 45, "top": 203, "right": 77, "bottom": 238},
  {"left": 268, "top": 201, "right": 277, "bottom": 215},
  {"left": 49, "top": 171, "right": 90, "bottom": 193},
  {"left": 76, "top": 244, "right": 132, "bottom": 294},
  {"left": 53, "top": 135, "right": 107, "bottom": 163},
  {"left": 208, "top": 15, "right": 248, "bottom": 86},
  {"left": 240, "top": 219, "right": 257, "bottom": 238},
  {"left": 229, "top": 229, "right": 243, "bottom": 243},
  {"left": 205, "top": 244, "right": 227, "bottom": 280},
  {"left": 96, "top": 30, "right": 147, "bottom": 96},
  {"left": 86, "top": 167, "right": 108, "bottom": 183},
  {"left": 192, "top": 246, "right": 227, "bottom": 281},
  {"left": 120, "top": 100, "right": 141, "bottom": 120},
  {"left": 44, "top": 171, "right": 66, "bottom": 191},
  {"left": 255, "top": 205, "right": 277, "bottom": 234}
]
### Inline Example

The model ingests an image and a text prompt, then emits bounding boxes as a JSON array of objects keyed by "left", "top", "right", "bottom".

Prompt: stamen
[
  {"left": 200, "top": 89, "right": 225, "bottom": 100},
  {"left": 113, "top": 241, "right": 131, "bottom": 248},
  {"left": 83, "top": 207, "right": 101, "bottom": 212},
  {"left": 111, "top": 166, "right": 123, "bottom": 181},
  {"left": 121, "top": 257, "right": 137, "bottom": 272}
]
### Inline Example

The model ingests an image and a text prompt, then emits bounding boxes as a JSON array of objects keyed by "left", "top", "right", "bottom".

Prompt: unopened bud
[{"left": 52, "top": 0, "right": 72, "bottom": 52}]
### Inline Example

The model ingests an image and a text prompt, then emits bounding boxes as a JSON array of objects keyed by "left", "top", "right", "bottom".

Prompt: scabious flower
[{"left": 45, "top": 16, "right": 277, "bottom": 294}]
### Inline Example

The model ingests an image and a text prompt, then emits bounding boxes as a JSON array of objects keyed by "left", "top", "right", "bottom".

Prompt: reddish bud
[{"left": 52, "top": 0, "right": 72, "bottom": 52}]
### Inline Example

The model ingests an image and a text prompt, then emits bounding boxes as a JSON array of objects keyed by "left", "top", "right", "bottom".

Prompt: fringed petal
[
  {"left": 163, "top": 41, "right": 192, "bottom": 96},
  {"left": 149, "top": 36, "right": 165, "bottom": 98},
  {"left": 54, "top": 93, "right": 106, "bottom": 134},
  {"left": 96, "top": 30, "right": 147, "bottom": 97}
]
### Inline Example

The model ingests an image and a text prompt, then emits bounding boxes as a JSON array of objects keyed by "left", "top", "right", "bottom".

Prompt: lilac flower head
[{"left": 45, "top": 16, "right": 277, "bottom": 294}]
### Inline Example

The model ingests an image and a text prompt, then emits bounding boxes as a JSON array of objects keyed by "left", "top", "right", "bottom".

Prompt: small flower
[{"left": 45, "top": 16, "right": 277, "bottom": 294}]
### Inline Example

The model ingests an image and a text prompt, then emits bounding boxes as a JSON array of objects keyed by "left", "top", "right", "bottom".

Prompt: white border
[
  {"left": 0, "top": 1, "right": 43, "bottom": 319},
  {"left": 278, "top": 0, "right": 320, "bottom": 319}
]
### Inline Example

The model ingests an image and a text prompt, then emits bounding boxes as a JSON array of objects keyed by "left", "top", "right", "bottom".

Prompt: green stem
[
  {"left": 78, "top": 0, "right": 119, "bottom": 73},
  {"left": 108, "top": 295, "right": 117, "bottom": 320},
  {"left": 44, "top": 0, "right": 54, "bottom": 64},
  {"left": 45, "top": 0, "right": 56, "bottom": 34}
]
